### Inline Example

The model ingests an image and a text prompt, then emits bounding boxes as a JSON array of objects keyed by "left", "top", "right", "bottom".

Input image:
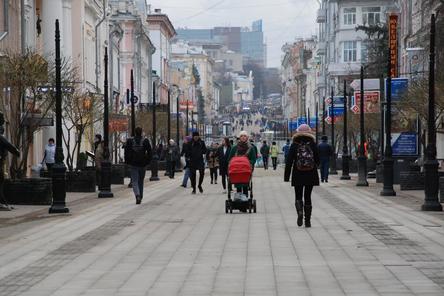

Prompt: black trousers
[
  {"left": 167, "top": 160, "right": 176, "bottom": 178},
  {"left": 190, "top": 168, "right": 205, "bottom": 190},
  {"left": 263, "top": 156, "right": 269, "bottom": 169},
  {"left": 294, "top": 185, "right": 313, "bottom": 205},
  {"left": 210, "top": 167, "right": 218, "bottom": 182},
  {"left": 236, "top": 186, "right": 249, "bottom": 197},
  {"left": 220, "top": 168, "right": 227, "bottom": 190},
  {"left": 272, "top": 157, "right": 278, "bottom": 170}
]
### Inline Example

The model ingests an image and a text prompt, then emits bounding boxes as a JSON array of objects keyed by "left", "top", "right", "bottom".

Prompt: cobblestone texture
[{"left": 323, "top": 190, "right": 444, "bottom": 289}]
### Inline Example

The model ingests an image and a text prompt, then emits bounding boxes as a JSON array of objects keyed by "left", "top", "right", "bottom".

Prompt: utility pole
[{"left": 341, "top": 79, "right": 351, "bottom": 180}]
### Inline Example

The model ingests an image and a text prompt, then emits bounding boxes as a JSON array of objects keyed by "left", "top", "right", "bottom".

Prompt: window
[
  {"left": 360, "top": 42, "right": 368, "bottom": 63},
  {"left": 343, "top": 8, "right": 356, "bottom": 25},
  {"left": 343, "top": 41, "right": 357, "bottom": 62},
  {"left": 362, "top": 7, "right": 381, "bottom": 25}
]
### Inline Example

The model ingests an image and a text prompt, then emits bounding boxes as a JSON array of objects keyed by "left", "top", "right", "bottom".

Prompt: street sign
[
  {"left": 385, "top": 78, "right": 409, "bottom": 102},
  {"left": 391, "top": 132, "right": 418, "bottom": 156},
  {"left": 328, "top": 105, "right": 345, "bottom": 116},
  {"left": 325, "top": 96, "right": 344, "bottom": 105},
  {"left": 389, "top": 14, "right": 399, "bottom": 77},
  {"left": 297, "top": 117, "right": 307, "bottom": 127},
  {"left": 352, "top": 91, "right": 380, "bottom": 113},
  {"left": 325, "top": 116, "right": 339, "bottom": 125}
]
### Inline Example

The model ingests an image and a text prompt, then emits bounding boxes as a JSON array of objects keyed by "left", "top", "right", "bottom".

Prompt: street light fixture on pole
[
  {"left": 167, "top": 88, "right": 171, "bottom": 142},
  {"left": 380, "top": 46, "right": 396, "bottom": 196},
  {"left": 330, "top": 87, "right": 338, "bottom": 175},
  {"left": 422, "top": 13, "right": 442, "bottom": 211},
  {"left": 357, "top": 66, "right": 369, "bottom": 186},
  {"left": 98, "top": 47, "right": 114, "bottom": 198},
  {"left": 150, "top": 71, "right": 160, "bottom": 181},
  {"left": 130, "top": 70, "right": 136, "bottom": 136},
  {"left": 341, "top": 79, "right": 351, "bottom": 180},
  {"left": 49, "top": 19, "right": 69, "bottom": 213}
]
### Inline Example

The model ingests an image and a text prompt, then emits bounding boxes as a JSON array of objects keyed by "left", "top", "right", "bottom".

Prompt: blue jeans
[
  {"left": 130, "top": 166, "right": 146, "bottom": 198},
  {"left": 320, "top": 158, "right": 330, "bottom": 181},
  {"left": 182, "top": 167, "right": 190, "bottom": 187}
]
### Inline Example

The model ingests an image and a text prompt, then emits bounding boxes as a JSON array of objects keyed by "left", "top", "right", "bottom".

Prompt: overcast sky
[{"left": 147, "top": 0, "right": 319, "bottom": 68}]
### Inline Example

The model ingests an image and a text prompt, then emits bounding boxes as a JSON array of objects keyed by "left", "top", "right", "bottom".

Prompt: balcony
[
  {"left": 316, "top": 9, "right": 327, "bottom": 23},
  {"left": 316, "top": 42, "right": 327, "bottom": 56}
]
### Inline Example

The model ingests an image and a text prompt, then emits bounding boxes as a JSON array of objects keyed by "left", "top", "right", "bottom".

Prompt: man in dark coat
[
  {"left": 183, "top": 131, "right": 207, "bottom": 194},
  {"left": 260, "top": 140, "right": 270, "bottom": 170},
  {"left": 318, "top": 135, "right": 332, "bottom": 182},
  {"left": 284, "top": 124, "right": 320, "bottom": 228}
]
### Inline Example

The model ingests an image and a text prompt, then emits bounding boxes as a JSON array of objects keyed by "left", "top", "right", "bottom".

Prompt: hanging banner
[
  {"left": 389, "top": 14, "right": 399, "bottom": 78},
  {"left": 352, "top": 91, "right": 380, "bottom": 113},
  {"left": 109, "top": 114, "right": 129, "bottom": 133}
]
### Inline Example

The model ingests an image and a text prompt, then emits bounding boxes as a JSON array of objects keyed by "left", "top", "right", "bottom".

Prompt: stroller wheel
[{"left": 253, "top": 200, "right": 257, "bottom": 213}]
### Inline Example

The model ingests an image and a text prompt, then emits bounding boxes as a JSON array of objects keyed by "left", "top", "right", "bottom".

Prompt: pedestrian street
[{"left": 1, "top": 169, "right": 444, "bottom": 296}]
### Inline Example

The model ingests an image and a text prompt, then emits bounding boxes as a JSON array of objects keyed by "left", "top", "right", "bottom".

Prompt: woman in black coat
[
  {"left": 284, "top": 124, "right": 320, "bottom": 228},
  {"left": 217, "top": 137, "right": 232, "bottom": 193}
]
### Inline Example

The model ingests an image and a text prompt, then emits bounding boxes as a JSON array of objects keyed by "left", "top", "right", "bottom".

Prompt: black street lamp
[
  {"left": 176, "top": 89, "right": 180, "bottom": 145},
  {"left": 186, "top": 102, "right": 189, "bottom": 136},
  {"left": 130, "top": 70, "right": 136, "bottom": 136},
  {"left": 422, "top": 14, "right": 442, "bottom": 211},
  {"left": 98, "top": 47, "right": 114, "bottom": 198},
  {"left": 315, "top": 101, "right": 319, "bottom": 144},
  {"left": 167, "top": 88, "right": 171, "bottom": 142},
  {"left": 150, "top": 72, "right": 160, "bottom": 181},
  {"left": 380, "top": 46, "right": 396, "bottom": 196},
  {"left": 49, "top": 19, "right": 69, "bottom": 213},
  {"left": 341, "top": 79, "right": 351, "bottom": 180},
  {"left": 322, "top": 96, "right": 326, "bottom": 135},
  {"left": 357, "top": 66, "right": 369, "bottom": 186},
  {"left": 330, "top": 87, "right": 338, "bottom": 175}
]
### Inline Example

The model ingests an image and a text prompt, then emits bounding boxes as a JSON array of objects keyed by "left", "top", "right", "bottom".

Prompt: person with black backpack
[
  {"left": 183, "top": 131, "right": 207, "bottom": 194},
  {"left": 124, "top": 127, "right": 152, "bottom": 204},
  {"left": 284, "top": 124, "right": 320, "bottom": 228}
]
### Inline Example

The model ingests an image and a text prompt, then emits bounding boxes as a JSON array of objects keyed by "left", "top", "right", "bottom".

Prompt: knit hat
[
  {"left": 192, "top": 131, "right": 199, "bottom": 137},
  {"left": 297, "top": 124, "right": 311, "bottom": 133}
]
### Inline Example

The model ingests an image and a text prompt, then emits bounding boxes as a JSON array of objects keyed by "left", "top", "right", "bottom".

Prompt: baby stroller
[{"left": 225, "top": 154, "right": 257, "bottom": 214}]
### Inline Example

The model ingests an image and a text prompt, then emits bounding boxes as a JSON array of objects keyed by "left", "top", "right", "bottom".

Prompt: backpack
[
  {"left": 296, "top": 142, "right": 315, "bottom": 171},
  {"left": 130, "top": 138, "right": 148, "bottom": 166}
]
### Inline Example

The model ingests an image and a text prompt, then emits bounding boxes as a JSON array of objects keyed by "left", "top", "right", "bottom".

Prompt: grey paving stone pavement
[{"left": 1, "top": 169, "right": 444, "bottom": 296}]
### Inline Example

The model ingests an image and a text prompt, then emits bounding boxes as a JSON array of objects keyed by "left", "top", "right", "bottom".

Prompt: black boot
[
  {"left": 304, "top": 205, "right": 312, "bottom": 228},
  {"left": 295, "top": 200, "right": 303, "bottom": 227}
]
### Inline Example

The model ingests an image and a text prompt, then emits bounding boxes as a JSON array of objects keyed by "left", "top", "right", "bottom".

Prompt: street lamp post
[
  {"left": 167, "top": 88, "right": 171, "bottom": 142},
  {"left": 186, "top": 102, "right": 189, "bottom": 136},
  {"left": 322, "top": 97, "right": 326, "bottom": 135},
  {"left": 422, "top": 14, "right": 442, "bottom": 211},
  {"left": 357, "top": 66, "right": 369, "bottom": 186},
  {"left": 176, "top": 90, "right": 180, "bottom": 145},
  {"left": 315, "top": 101, "right": 319, "bottom": 144},
  {"left": 150, "top": 72, "right": 160, "bottom": 181},
  {"left": 98, "top": 47, "right": 114, "bottom": 198},
  {"left": 341, "top": 79, "right": 351, "bottom": 180},
  {"left": 380, "top": 46, "right": 396, "bottom": 196},
  {"left": 330, "top": 87, "right": 338, "bottom": 175},
  {"left": 49, "top": 19, "right": 69, "bottom": 213},
  {"left": 130, "top": 70, "right": 135, "bottom": 136}
]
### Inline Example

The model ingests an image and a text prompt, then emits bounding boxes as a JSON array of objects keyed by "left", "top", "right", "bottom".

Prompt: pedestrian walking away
[
  {"left": 282, "top": 138, "right": 290, "bottom": 164},
  {"left": 260, "top": 140, "right": 270, "bottom": 170},
  {"left": 284, "top": 124, "right": 320, "bottom": 228},
  {"left": 183, "top": 131, "right": 207, "bottom": 194},
  {"left": 217, "top": 137, "right": 232, "bottom": 193},
  {"left": 318, "top": 135, "right": 332, "bottom": 183},
  {"left": 94, "top": 134, "right": 104, "bottom": 187},
  {"left": 166, "top": 139, "right": 180, "bottom": 179},
  {"left": 124, "top": 127, "right": 152, "bottom": 204},
  {"left": 270, "top": 141, "right": 279, "bottom": 170},
  {"left": 42, "top": 138, "right": 55, "bottom": 172},
  {"left": 207, "top": 143, "right": 220, "bottom": 184},
  {"left": 180, "top": 136, "right": 192, "bottom": 188}
]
